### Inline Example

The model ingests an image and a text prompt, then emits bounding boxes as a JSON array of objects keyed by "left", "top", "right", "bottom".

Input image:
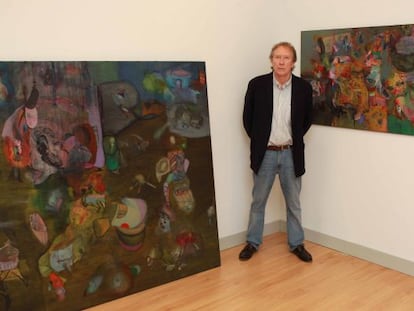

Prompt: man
[{"left": 240, "top": 42, "right": 313, "bottom": 262}]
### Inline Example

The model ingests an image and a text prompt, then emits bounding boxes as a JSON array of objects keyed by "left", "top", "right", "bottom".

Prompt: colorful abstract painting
[
  {"left": 301, "top": 23, "right": 414, "bottom": 135},
  {"left": 0, "top": 61, "right": 219, "bottom": 310}
]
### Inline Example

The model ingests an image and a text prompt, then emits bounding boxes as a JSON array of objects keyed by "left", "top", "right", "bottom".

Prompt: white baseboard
[
  {"left": 218, "top": 220, "right": 283, "bottom": 250},
  {"left": 219, "top": 220, "right": 414, "bottom": 277}
]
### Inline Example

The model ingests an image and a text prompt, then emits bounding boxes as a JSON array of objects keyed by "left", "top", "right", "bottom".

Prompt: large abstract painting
[
  {"left": 301, "top": 23, "right": 414, "bottom": 135},
  {"left": 0, "top": 61, "right": 219, "bottom": 310}
]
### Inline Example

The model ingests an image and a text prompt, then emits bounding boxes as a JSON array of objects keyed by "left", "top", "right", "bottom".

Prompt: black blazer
[{"left": 243, "top": 72, "right": 313, "bottom": 177}]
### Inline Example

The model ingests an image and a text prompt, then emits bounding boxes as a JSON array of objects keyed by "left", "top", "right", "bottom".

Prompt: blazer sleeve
[
  {"left": 243, "top": 79, "right": 254, "bottom": 138},
  {"left": 303, "top": 81, "right": 313, "bottom": 135}
]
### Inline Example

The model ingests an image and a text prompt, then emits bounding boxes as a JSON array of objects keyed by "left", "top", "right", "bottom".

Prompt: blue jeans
[{"left": 246, "top": 149, "right": 304, "bottom": 250}]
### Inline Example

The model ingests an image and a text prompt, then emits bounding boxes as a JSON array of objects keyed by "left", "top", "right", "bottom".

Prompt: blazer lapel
[
  {"left": 265, "top": 73, "right": 274, "bottom": 111},
  {"left": 291, "top": 75, "right": 298, "bottom": 118}
]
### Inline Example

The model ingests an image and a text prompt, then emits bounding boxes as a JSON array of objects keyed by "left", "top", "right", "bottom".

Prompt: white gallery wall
[{"left": 1, "top": 0, "right": 413, "bottom": 265}]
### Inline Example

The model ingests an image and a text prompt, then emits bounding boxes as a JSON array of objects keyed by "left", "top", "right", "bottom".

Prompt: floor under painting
[{"left": 0, "top": 61, "right": 220, "bottom": 311}]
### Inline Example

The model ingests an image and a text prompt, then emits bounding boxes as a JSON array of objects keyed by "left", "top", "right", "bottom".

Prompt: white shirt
[{"left": 268, "top": 76, "right": 292, "bottom": 146}]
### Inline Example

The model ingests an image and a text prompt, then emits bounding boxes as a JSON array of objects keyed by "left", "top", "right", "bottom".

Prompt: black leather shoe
[
  {"left": 292, "top": 244, "right": 312, "bottom": 262},
  {"left": 239, "top": 243, "right": 257, "bottom": 261}
]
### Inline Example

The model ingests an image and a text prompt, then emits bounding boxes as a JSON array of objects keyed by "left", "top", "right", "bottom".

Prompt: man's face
[{"left": 271, "top": 46, "right": 295, "bottom": 80}]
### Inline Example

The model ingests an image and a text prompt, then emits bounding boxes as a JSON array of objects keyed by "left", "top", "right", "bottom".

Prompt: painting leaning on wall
[{"left": 0, "top": 61, "right": 220, "bottom": 311}]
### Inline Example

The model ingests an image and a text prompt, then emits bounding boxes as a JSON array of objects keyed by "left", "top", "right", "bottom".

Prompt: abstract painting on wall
[
  {"left": 301, "top": 23, "right": 414, "bottom": 135},
  {"left": 0, "top": 61, "right": 220, "bottom": 310}
]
